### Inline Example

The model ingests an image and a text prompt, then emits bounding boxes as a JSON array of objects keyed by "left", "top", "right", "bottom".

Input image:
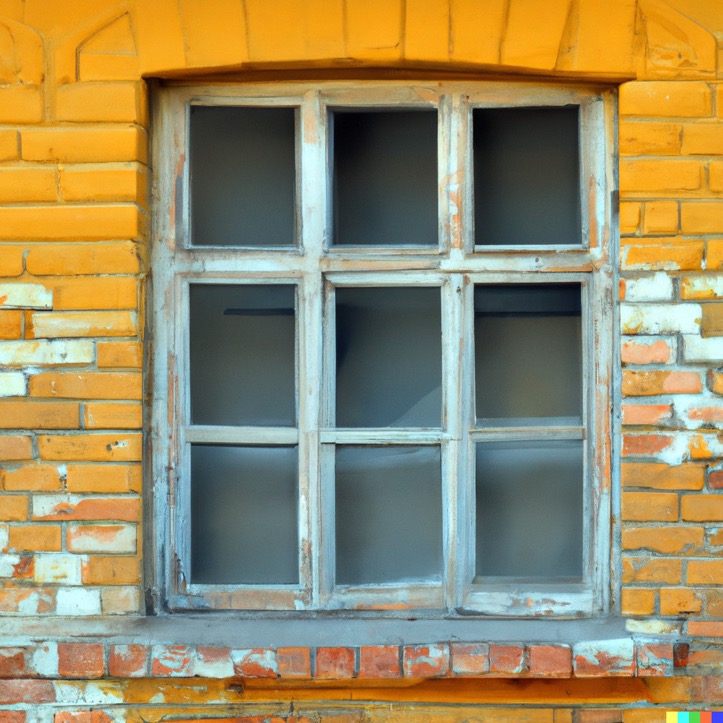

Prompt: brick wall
[{"left": 0, "top": 0, "right": 721, "bottom": 719}]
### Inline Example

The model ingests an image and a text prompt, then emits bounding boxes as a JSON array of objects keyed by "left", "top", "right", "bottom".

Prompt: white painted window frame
[{"left": 151, "top": 80, "right": 615, "bottom": 617}]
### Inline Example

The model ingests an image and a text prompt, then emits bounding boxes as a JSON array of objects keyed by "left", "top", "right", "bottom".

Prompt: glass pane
[
  {"left": 191, "top": 445, "right": 298, "bottom": 584},
  {"left": 473, "top": 107, "right": 580, "bottom": 246},
  {"left": 333, "top": 110, "right": 437, "bottom": 246},
  {"left": 190, "top": 106, "right": 295, "bottom": 247},
  {"left": 335, "top": 446, "right": 442, "bottom": 584},
  {"left": 475, "top": 284, "right": 581, "bottom": 422},
  {"left": 190, "top": 284, "right": 295, "bottom": 426},
  {"left": 475, "top": 440, "right": 583, "bottom": 579},
  {"left": 336, "top": 287, "right": 441, "bottom": 427}
]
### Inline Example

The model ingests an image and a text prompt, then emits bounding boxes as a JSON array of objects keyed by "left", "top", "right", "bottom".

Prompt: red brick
[
  {"left": 573, "top": 640, "right": 635, "bottom": 677},
  {"left": 231, "top": 648, "right": 277, "bottom": 678},
  {"left": 0, "top": 648, "right": 26, "bottom": 677},
  {"left": 622, "top": 434, "right": 673, "bottom": 457},
  {"left": 574, "top": 711, "right": 624, "bottom": 723},
  {"left": 315, "top": 647, "right": 355, "bottom": 679},
  {"left": 489, "top": 644, "right": 525, "bottom": 675},
  {"left": 58, "top": 643, "right": 104, "bottom": 678},
  {"left": 0, "top": 712, "right": 25, "bottom": 723},
  {"left": 527, "top": 644, "right": 572, "bottom": 678},
  {"left": 151, "top": 645, "right": 194, "bottom": 676},
  {"left": 0, "top": 679, "right": 55, "bottom": 704},
  {"left": 402, "top": 644, "right": 449, "bottom": 678},
  {"left": 636, "top": 642, "right": 674, "bottom": 676},
  {"left": 358, "top": 646, "right": 400, "bottom": 679},
  {"left": 450, "top": 643, "right": 489, "bottom": 675},
  {"left": 108, "top": 644, "right": 148, "bottom": 677},
  {"left": 277, "top": 647, "right": 311, "bottom": 678}
]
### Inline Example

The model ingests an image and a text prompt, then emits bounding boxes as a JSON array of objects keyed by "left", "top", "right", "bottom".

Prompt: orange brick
[
  {"left": 0, "top": 495, "right": 28, "bottom": 521},
  {"left": 707, "top": 239, "right": 723, "bottom": 270},
  {"left": 682, "top": 123, "right": 723, "bottom": 155},
  {"left": 49, "top": 277, "right": 138, "bottom": 311},
  {"left": 101, "top": 586, "right": 141, "bottom": 614},
  {"left": 621, "top": 491, "right": 678, "bottom": 521},
  {"left": 29, "top": 311, "right": 138, "bottom": 339},
  {"left": 30, "top": 373, "right": 142, "bottom": 400},
  {"left": 80, "top": 54, "right": 141, "bottom": 82},
  {"left": 681, "top": 202, "right": 723, "bottom": 234},
  {"left": 622, "top": 370, "right": 702, "bottom": 396},
  {"left": 0, "top": 129, "right": 19, "bottom": 161},
  {"left": 38, "top": 433, "right": 142, "bottom": 461},
  {"left": 0, "top": 86, "right": 43, "bottom": 123},
  {"left": 66, "top": 524, "right": 136, "bottom": 553},
  {"left": 0, "top": 167, "right": 57, "bottom": 203},
  {"left": 620, "top": 588, "right": 656, "bottom": 616},
  {"left": 620, "top": 160, "right": 702, "bottom": 193},
  {"left": 65, "top": 464, "right": 141, "bottom": 493},
  {"left": 3, "top": 464, "right": 64, "bottom": 492},
  {"left": 643, "top": 202, "right": 678, "bottom": 235},
  {"left": 0, "top": 401, "right": 79, "bottom": 429},
  {"left": 0, "top": 435, "right": 33, "bottom": 460},
  {"left": 31, "top": 496, "right": 140, "bottom": 522},
  {"left": 97, "top": 341, "right": 142, "bottom": 368},
  {"left": 659, "top": 588, "right": 702, "bottom": 615},
  {"left": 57, "top": 82, "right": 142, "bottom": 123},
  {"left": 618, "top": 121, "right": 682, "bottom": 155},
  {"left": 688, "top": 560, "right": 723, "bottom": 585},
  {"left": 25, "top": 242, "right": 141, "bottom": 276},
  {"left": 0, "top": 310, "right": 21, "bottom": 340},
  {"left": 619, "top": 202, "right": 640, "bottom": 235},
  {"left": 84, "top": 402, "right": 142, "bottom": 429},
  {"left": 61, "top": 164, "right": 146, "bottom": 203},
  {"left": 0, "top": 247, "right": 24, "bottom": 277},
  {"left": 711, "top": 161, "right": 723, "bottom": 193},
  {"left": 621, "top": 340, "right": 672, "bottom": 364},
  {"left": 81, "top": 555, "right": 141, "bottom": 585},
  {"left": 8, "top": 524, "right": 61, "bottom": 551},
  {"left": 623, "top": 241, "right": 704, "bottom": 270},
  {"left": 681, "top": 494, "right": 723, "bottom": 521},
  {"left": 622, "top": 403, "right": 672, "bottom": 425},
  {"left": 622, "top": 526, "right": 703, "bottom": 554},
  {"left": 22, "top": 126, "right": 148, "bottom": 164},
  {"left": 619, "top": 81, "right": 712, "bottom": 118},
  {"left": 622, "top": 557, "right": 682, "bottom": 584},
  {"left": 701, "top": 304, "right": 723, "bottom": 337},
  {"left": 622, "top": 434, "right": 673, "bottom": 457}
]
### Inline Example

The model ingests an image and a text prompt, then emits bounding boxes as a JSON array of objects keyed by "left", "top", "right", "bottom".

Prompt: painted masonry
[{"left": 0, "top": 0, "right": 722, "bottom": 720}]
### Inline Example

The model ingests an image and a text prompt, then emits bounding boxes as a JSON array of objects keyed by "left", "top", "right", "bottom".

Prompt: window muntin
[{"left": 153, "top": 81, "right": 614, "bottom": 617}]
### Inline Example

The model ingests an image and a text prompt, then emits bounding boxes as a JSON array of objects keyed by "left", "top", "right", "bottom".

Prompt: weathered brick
[
  {"left": 0, "top": 436, "right": 33, "bottom": 461},
  {"left": 60, "top": 164, "right": 146, "bottom": 204},
  {"left": 3, "top": 464, "right": 64, "bottom": 492},
  {"left": 622, "top": 371, "right": 701, "bottom": 396},
  {"left": 22, "top": 126, "right": 147, "bottom": 164},
  {"left": 0, "top": 495, "right": 27, "bottom": 522},
  {"left": 701, "top": 303, "right": 723, "bottom": 337},
  {"left": 0, "top": 283, "right": 52, "bottom": 310},
  {"left": 636, "top": 642, "right": 674, "bottom": 676},
  {"left": 659, "top": 587, "right": 703, "bottom": 615},
  {"left": 28, "top": 311, "right": 138, "bottom": 339},
  {"left": 57, "top": 82, "right": 141, "bottom": 123},
  {"left": 402, "top": 644, "right": 449, "bottom": 678},
  {"left": 681, "top": 494, "right": 723, "bottom": 521},
  {"left": 450, "top": 643, "right": 489, "bottom": 675},
  {"left": 622, "top": 557, "right": 682, "bottom": 584},
  {"left": 621, "top": 273, "right": 674, "bottom": 302},
  {"left": 0, "top": 372, "right": 26, "bottom": 397},
  {"left": 710, "top": 370, "right": 723, "bottom": 394},
  {"left": 66, "top": 524, "right": 136, "bottom": 553},
  {"left": 681, "top": 202, "right": 723, "bottom": 234},
  {"left": 0, "top": 401, "right": 79, "bottom": 429},
  {"left": 8, "top": 525, "right": 61, "bottom": 552},
  {"left": 687, "top": 560, "right": 723, "bottom": 585},
  {"left": 620, "top": 588, "right": 656, "bottom": 616},
  {"left": 622, "top": 491, "right": 679, "bottom": 521},
  {"left": 619, "top": 160, "right": 702, "bottom": 193},
  {"left": 50, "top": 277, "right": 138, "bottom": 311},
  {"left": 621, "top": 403, "right": 672, "bottom": 425},
  {"left": 32, "top": 495, "right": 140, "bottom": 522},
  {"left": 30, "top": 373, "right": 142, "bottom": 400},
  {"left": 618, "top": 121, "right": 682, "bottom": 155},
  {"left": 83, "top": 402, "right": 142, "bottom": 429},
  {"left": 277, "top": 647, "right": 311, "bottom": 678},
  {"left": 527, "top": 645, "right": 571, "bottom": 678},
  {"left": 489, "top": 644, "right": 525, "bottom": 675},
  {"left": 25, "top": 243, "right": 141, "bottom": 276},
  {"left": 108, "top": 644, "right": 148, "bottom": 677},
  {"left": 54, "top": 587, "right": 102, "bottom": 615},
  {"left": 314, "top": 647, "right": 355, "bottom": 679},
  {"left": 681, "top": 274, "right": 723, "bottom": 299},
  {"left": 65, "top": 464, "right": 141, "bottom": 493},
  {"left": 101, "top": 585, "right": 141, "bottom": 615},
  {"left": 37, "top": 433, "right": 142, "bottom": 461},
  {"left": 622, "top": 434, "right": 673, "bottom": 457},
  {"left": 573, "top": 640, "right": 635, "bottom": 677},
  {"left": 619, "top": 81, "right": 712, "bottom": 118},
  {"left": 0, "top": 679, "right": 55, "bottom": 704},
  {"left": 0, "top": 647, "right": 27, "bottom": 678},
  {"left": 96, "top": 341, "right": 142, "bottom": 368},
  {"left": 621, "top": 339, "right": 673, "bottom": 365},
  {"left": 230, "top": 648, "right": 277, "bottom": 678},
  {"left": 621, "top": 303, "right": 701, "bottom": 334},
  {"left": 34, "top": 554, "right": 82, "bottom": 585},
  {"left": 81, "top": 555, "right": 140, "bottom": 585},
  {"left": 622, "top": 240, "right": 704, "bottom": 270},
  {"left": 0, "top": 311, "right": 22, "bottom": 339},
  {"left": 58, "top": 643, "right": 104, "bottom": 678},
  {"left": 151, "top": 644, "right": 195, "bottom": 676},
  {"left": 358, "top": 646, "right": 400, "bottom": 678},
  {"left": 622, "top": 526, "right": 703, "bottom": 554},
  {"left": 194, "top": 646, "right": 234, "bottom": 678}
]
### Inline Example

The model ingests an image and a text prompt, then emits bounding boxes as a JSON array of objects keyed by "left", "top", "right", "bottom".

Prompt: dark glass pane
[
  {"left": 474, "top": 107, "right": 580, "bottom": 246},
  {"left": 191, "top": 445, "right": 298, "bottom": 584},
  {"left": 475, "top": 284, "right": 581, "bottom": 422},
  {"left": 190, "top": 284, "right": 295, "bottom": 426},
  {"left": 333, "top": 110, "right": 437, "bottom": 246},
  {"left": 335, "top": 446, "right": 442, "bottom": 584},
  {"left": 336, "top": 287, "right": 441, "bottom": 427},
  {"left": 190, "top": 106, "right": 295, "bottom": 246},
  {"left": 475, "top": 440, "right": 583, "bottom": 579}
]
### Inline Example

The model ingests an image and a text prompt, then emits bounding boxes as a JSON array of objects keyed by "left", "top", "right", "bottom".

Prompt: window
[{"left": 151, "top": 81, "right": 615, "bottom": 616}]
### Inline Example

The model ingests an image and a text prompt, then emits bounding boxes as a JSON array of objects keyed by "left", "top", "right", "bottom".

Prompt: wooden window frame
[{"left": 150, "top": 80, "right": 616, "bottom": 617}]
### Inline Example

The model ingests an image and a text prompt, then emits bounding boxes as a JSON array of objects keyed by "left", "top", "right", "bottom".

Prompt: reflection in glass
[
  {"left": 190, "top": 284, "right": 295, "bottom": 426},
  {"left": 336, "top": 287, "right": 441, "bottom": 427},
  {"left": 191, "top": 445, "right": 298, "bottom": 584},
  {"left": 475, "top": 284, "right": 581, "bottom": 422},
  {"left": 475, "top": 440, "right": 583, "bottom": 579},
  {"left": 333, "top": 110, "right": 438, "bottom": 246},
  {"left": 474, "top": 106, "right": 580, "bottom": 246},
  {"left": 335, "top": 446, "right": 442, "bottom": 584},
  {"left": 191, "top": 106, "right": 296, "bottom": 246}
]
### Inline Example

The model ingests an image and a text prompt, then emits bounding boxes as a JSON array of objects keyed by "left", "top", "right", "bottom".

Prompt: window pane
[
  {"left": 475, "top": 284, "right": 581, "bottom": 422},
  {"left": 473, "top": 107, "right": 580, "bottom": 246},
  {"left": 336, "top": 287, "right": 441, "bottom": 427},
  {"left": 475, "top": 440, "right": 583, "bottom": 579},
  {"left": 333, "top": 110, "right": 437, "bottom": 246},
  {"left": 335, "top": 446, "right": 442, "bottom": 584},
  {"left": 190, "top": 106, "right": 296, "bottom": 247},
  {"left": 190, "top": 284, "right": 295, "bottom": 426},
  {"left": 191, "top": 445, "right": 298, "bottom": 584}
]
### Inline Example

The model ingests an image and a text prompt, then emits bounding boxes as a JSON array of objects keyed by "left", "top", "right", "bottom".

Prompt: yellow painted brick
[
  {"left": 8, "top": 524, "right": 61, "bottom": 552},
  {"left": 619, "top": 81, "right": 712, "bottom": 118},
  {"left": 702, "top": 303, "right": 723, "bottom": 337},
  {"left": 0, "top": 204, "right": 141, "bottom": 242},
  {"left": 659, "top": 588, "right": 702, "bottom": 615},
  {"left": 38, "top": 433, "right": 142, "bottom": 461},
  {"left": 643, "top": 202, "right": 678, "bottom": 235},
  {"left": 621, "top": 491, "right": 679, "bottom": 522},
  {"left": 65, "top": 464, "right": 141, "bottom": 493},
  {"left": 682, "top": 123, "right": 723, "bottom": 155},
  {"left": 60, "top": 164, "right": 147, "bottom": 204},
  {"left": 618, "top": 121, "right": 682, "bottom": 155},
  {"left": 25, "top": 242, "right": 141, "bottom": 276},
  {"left": 0, "top": 130, "right": 18, "bottom": 161},
  {"left": 619, "top": 160, "right": 702, "bottom": 193},
  {"left": 0, "top": 494, "right": 28, "bottom": 521},
  {"left": 79, "top": 54, "right": 141, "bottom": 82},
  {"left": 27, "top": 311, "right": 138, "bottom": 339},
  {"left": 82, "top": 555, "right": 141, "bottom": 585},
  {"left": 622, "top": 526, "right": 703, "bottom": 554},
  {"left": 56, "top": 82, "right": 142, "bottom": 123},
  {"left": 620, "top": 588, "right": 656, "bottom": 616},
  {"left": 0, "top": 246, "right": 24, "bottom": 276},
  {"left": 97, "top": 341, "right": 142, "bottom": 369},
  {"left": 3, "top": 463, "right": 64, "bottom": 492},
  {"left": 0, "top": 167, "right": 57, "bottom": 203},
  {"left": 708, "top": 239, "right": 723, "bottom": 269},
  {"left": 622, "top": 240, "right": 704, "bottom": 270},
  {"left": 619, "top": 202, "right": 640, "bottom": 235},
  {"left": 49, "top": 277, "right": 137, "bottom": 311},
  {"left": 0, "top": 86, "right": 43, "bottom": 123},
  {"left": 21, "top": 126, "right": 148, "bottom": 164},
  {"left": 711, "top": 161, "right": 723, "bottom": 193},
  {"left": 681, "top": 202, "right": 723, "bottom": 234},
  {"left": 0, "top": 435, "right": 33, "bottom": 460},
  {"left": 30, "top": 372, "right": 142, "bottom": 400},
  {"left": 84, "top": 402, "right": 142, "bottom": 429},
  {"left": 0, "top": 401, "right": 79, "bottom": 429},
  {"left": 0, "top": 311, "right": 21, "bottom": 339}
]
